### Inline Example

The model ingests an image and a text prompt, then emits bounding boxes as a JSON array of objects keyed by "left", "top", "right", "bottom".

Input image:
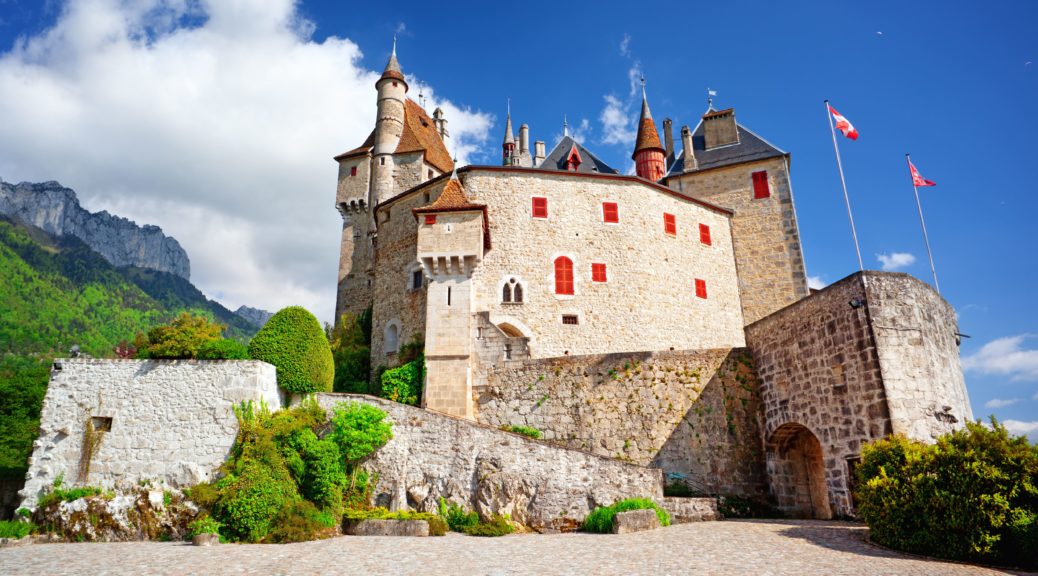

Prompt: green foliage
[
  {"left": 855, "top": 419, "right": 1038, "bottom": 569},
  {"left": 186, "top": 515, "right": 221, "bottom": 537},
  {"left": 214, "top": 462, "right": 296, "bottom": 542},
  {"left": 248, "top": 306, "right": 334, "bottom": 394},
  {"left": 380, "top": 359, "right": 424, "bottom": 406},
  {"left": 329, "top": 402, "right": 393, "bottom": 465},
  {"left": 267, "top": 499, "right": 337, "bottom": 543},
  {"left": 0, "top": 356, "right": 49, "bottom": 479},
  {"left": 438, "top": 497, "right": 478, "bottom": 533},
  {"left": 342, "top": 507, "right": 448, "bottom": 536},
  {"left": 0, "top": 520, "right": 33, "bottom": 539},
  {"left": 139, "top": 312, "right": 224, "bottom": 359},
  {"left": 582, "top": 498, "right": 671, "bottom": 533},
  {"left": 500, "top": 424, "right": 541, "bottom": 439},
  {"left": 463, "top": 514, "right": 515, "bottom": 537},
  {"left": 330, "top": 308, "right": 372, "bottom": 394},
  {"left": 37, "top": 483, "right": 103, "bottom": 508},
  {"left": 197, "top": 338, "right": 249, "bottom": 360}
]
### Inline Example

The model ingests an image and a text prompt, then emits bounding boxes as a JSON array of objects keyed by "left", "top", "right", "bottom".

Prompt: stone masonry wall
[
  {"left": 19, "top": 360, "right": 279, "bottom": 509},
  {"left": 668, "top": 157, "right": 809, "bottom": 325},
  {"left": 335, "top": 152, "right": 374, "bottom": 321},
  {"left": 474, "top": 349, "right": 767, "bottom": 498},
  {"left": 310, "top": 393, "right": 664, "bottom": 531}
]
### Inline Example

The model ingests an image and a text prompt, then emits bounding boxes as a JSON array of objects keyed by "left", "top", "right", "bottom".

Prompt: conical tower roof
[
  {"left": 380, "top": 43, "right": 406, "bottom": 85},
  {"left": 502, "top": 113, "right": 514, "bottom": 145},
  {"left": 632, "top": 85, "right": 664, "bottom": 159}
]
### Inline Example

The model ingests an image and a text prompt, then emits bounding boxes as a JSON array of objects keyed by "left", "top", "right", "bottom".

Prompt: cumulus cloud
[
  {"left": 0, "top": 0, "right": 491, "bottom": 323},
  {"left": 876, "top": 252, "right": 916, "bottom": 271},
  {"left": 962, "top": 335, "right": 1038, "bottom": 381},
  {"left": 1003, "top": 420, "right": 1038, "bottom": 440},
  {"left": 807, "top": 275, "right": 826, "bottom": 290},
  {"left": 984, "top": 398, "right": 1020, "bottom": 409},
  {"left": 600, "top": 94, "right": 635, "bottom": 146}
]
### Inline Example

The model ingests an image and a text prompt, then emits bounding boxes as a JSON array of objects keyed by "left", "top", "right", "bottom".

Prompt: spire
[
  {"left": 380, "top": 39, "right": 406, "bottom": 85},
  {"left": 502, "top": 100, "right": 514, "bottom": 145},
  {"left": 632, "top": 77, "right": 664, "bottom": 160},
  {"left": 563, "top": 114, "right": 569, "bottom": 137}
]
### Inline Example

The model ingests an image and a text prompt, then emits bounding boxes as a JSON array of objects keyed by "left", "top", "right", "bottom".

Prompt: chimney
[
  {"left": 433, "top": 107, "right": 449, "bottom": 148},
  {"left": 534, "top": 141, "right": 546, "bottom": 165},
  {"left": 519, "top": 124, "right": 529, "bottom": 155},
  {"left": 702, "top": 108, "right": 738, "bottom": 149},
  {"left": 681, "top": 125, "right": 697, "bottom": 172},
  {"left": 662, "top": 118, "right": 674, "bottom": 169}
]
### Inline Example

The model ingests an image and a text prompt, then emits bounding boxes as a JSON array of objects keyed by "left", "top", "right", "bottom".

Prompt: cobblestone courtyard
[{"left": 1, "top": 520, "right": 1031, "bottom": 576}]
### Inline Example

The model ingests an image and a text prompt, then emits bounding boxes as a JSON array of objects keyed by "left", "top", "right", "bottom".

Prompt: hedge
[{"left": 247, "top": 306, "right": 333, "bottom": 394}]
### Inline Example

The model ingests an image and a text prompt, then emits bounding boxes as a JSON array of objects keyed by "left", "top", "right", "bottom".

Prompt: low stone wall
[
  {"left": 20, "top": 359, "right": 280, "bottom": 509},
  {"left": 473, "top": 349, "right": 767, "bottom": 498},
  {"left": 310, "top": 393, "right": 664, "bottom": 531}
]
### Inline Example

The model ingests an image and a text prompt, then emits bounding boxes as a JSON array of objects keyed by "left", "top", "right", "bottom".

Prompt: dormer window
[{"left": 565, "top": 145, "right": 582, "bottom": 172}]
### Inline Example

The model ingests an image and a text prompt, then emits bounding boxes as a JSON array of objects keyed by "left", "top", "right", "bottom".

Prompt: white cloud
[
  {"left": 962, "top": 334, "right": 1038, "bottom": 381},
  {"left": 807, "top": 275, "right": 826, "bottom": 290},
  {"left": 0, "top": 0, "right": 491, "bottom": 324},
  {"left": 1003, "top": 420, "right": 1038, "bottom": 439},
  {"left": 619, "top": 33, "right": 631, "bottom": 58},
  {"left": 600, "top": 94, "right": 635, "bottom": 146},
  {"left": 984, "top": 398, "right": 1020, "bottom": 409},
  {"left": 876, "top": 252, "right": 916, "bottom": 271}
]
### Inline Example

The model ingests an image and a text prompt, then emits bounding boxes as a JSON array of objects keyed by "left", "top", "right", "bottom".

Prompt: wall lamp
[{"left": 848, "top": 298, "right": 866, "bottom": 309}]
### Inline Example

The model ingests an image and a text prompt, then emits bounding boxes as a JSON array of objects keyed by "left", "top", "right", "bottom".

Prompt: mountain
[
  {"left": 235, "top": 305, "right": 273, "bottom": 328},
  {"left": 0, "top": 180, "right": 190, "bottom": 279}
]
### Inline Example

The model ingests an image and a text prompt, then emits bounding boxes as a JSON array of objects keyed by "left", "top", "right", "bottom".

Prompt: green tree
[
  {"left": 248, "top": 306, "right": 334, "bottom": 394},
  {"left": 329, "top": 308, "right": 372, "bottom": 394},
  {"left": 139, "top": 312, "right": 224, "bottom": 359}
]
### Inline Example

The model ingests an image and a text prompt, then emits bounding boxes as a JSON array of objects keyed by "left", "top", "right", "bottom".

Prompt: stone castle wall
[
  {"left": 334, "top": 152, "right": 374, "bottom": 320},
  {"left": 668, "top": 156, "right": 809, "bottom": 324},
  {"left": 474, "top": 348, "right": 767, "bottom": 498},
  {"left": 310, "top": 393, "right": 664, "bottom": 531},
  {"left": 19, "top": 360, "right": 279, "bottom": 509}
]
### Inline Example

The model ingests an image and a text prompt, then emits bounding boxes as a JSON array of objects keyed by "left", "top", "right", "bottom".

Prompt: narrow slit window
[
  {"left": 350, "top": 166, "right": 357, "bottom": 177},
  {"left": 532, "top": 197, "right": 548, "bottom": 218},
  {"left": 591, "top": 263, "right": 607, "bottom": 283},
  {"left": 752, "top": 171, "right": 770, "bottom": 199},
  {"left": 602, "top": 202, "right": 619, "bottom": 223},
  {"left": 699, "top": 223, "right": 712, "bottom": 246},
  {"left": 411, "top": 269, "right": 424, "bottom": 290},
  {"left": 447, "top": 286, "right": 452, "bottom": 306},
  {"left": 664, "top": 213, "right": 677, "bottom": 236},
  {"left": 695, "top": 278, "right": 708, "bottom": 299}
]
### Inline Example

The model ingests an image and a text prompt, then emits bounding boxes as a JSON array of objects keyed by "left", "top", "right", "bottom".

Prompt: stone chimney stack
[
  {"left": 433, "top": 107, "right": 449, "bottom": 149},
  {"left": 702, "top": 108, "right": 739, "bottom": 149},
  {"left": 663, "top": 118, "right": 674, "bottom": 169},
  {"left": 519, "top": 124, "right": 529, "bottom": 155},
  {"left": 681, "top": 125, "right": 697, "bottom": 172},
  {"left": 534, "top": 141, "right": 546, "bottom": 165}
]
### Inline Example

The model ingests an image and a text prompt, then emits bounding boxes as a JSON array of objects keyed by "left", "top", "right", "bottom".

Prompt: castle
[{"left": 331, "top": 47, "right": 974, "bottom": 519}]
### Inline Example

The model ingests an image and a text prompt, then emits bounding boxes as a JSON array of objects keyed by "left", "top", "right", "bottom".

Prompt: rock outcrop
[
  {"left": 0, "top": 180, "right": 190, "bottom": 279},
  {"left": 234, "top": 305, "right": 273, "bottom": 328}
]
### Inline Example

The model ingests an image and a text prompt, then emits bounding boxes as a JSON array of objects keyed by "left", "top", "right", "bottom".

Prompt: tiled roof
[
  {"left": 333, "top": 130, "right": 375, "bottom": 161},
  {"left": 414, "top": 176, "right": 484, "bottom": 213},
  {"left": 396, "top": 99, "right": 454, "bottom": 173},
  {"left": 538, "top": 136, "right": 617, "bottom": 174},
  {"left": 633, "top": 96, "right": 664, "bottom": 157},
  {"left": 665, "top": 115, "right": 786, "bottom": 176}
]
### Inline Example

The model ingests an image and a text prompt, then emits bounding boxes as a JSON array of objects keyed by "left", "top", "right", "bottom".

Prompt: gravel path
[{"left": 0, "top": 519, "right": 1031, "bottom": 576}]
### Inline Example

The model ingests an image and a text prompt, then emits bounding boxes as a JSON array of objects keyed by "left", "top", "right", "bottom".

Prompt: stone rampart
[
  {"left": 474, "top": 349, "right": 767, "bottom": 498},
  {"left": 19, "top": 359, "right": 279, "bottom": 509},
  {"left": 310, "top": 393, "right": 664, "bottom": 531}
]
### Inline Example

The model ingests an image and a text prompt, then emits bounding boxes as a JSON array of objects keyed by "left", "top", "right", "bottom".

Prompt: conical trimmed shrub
[{"left": 248, "top": 306, "right": 333, "bottom": 394}]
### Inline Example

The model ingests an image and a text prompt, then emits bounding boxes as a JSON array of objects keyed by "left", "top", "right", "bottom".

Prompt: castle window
[
  {"left": 562, "top": 314, "right": 579, "bottom": 325},
  {"left": 385, "top": 323, "right": 399, "bottom": 354},
  {"left": 602, "top": 202, "right": 619, "bottom": 224},
  {"left": 752, "top": 171, "right": 770, "bottom": 199},
  {"left": 554, "top": 256, "right": 574, "bottom": 295},
  {"left": 565, "top": 145, "right": 582, "bottom": 171},
  {"left": 380, "top": 157, "right": 385, "bottom": 166},
  {"left": 350, "top": 166, "right": 357, "bottom": 177},
  {"left": 501, "top": 277, "right": 523, "bottom": 304},
  {"left": 664, "top": 213, "right": 677, "bottom": 236},
  {"left": 502, "top": 283, "right": 512, "bottom": 303},
  {"left": 699, "top": 223, "right": 712, "bottom": 246},
  {"left": 695, "top": 278, "right": 708, "bottom": 299},
  {"left": 591, "top": 263, "right": 607, "bottom": 283},
  {"left": 513, "top": 282, "right": 523, "bottom": 302},
  {"left": 532, "top": 197, "right": 548, "bottom": 219},
  {"left": 428, "top": 169, "right": 433, "bottom": 179},
  {"left": 424, "top": 214, "right": 437, "bottom": 225},
  {"left": 411, "top": 269, "right": 424, "bottom": 290},
  {"left": 423, "top": 191, "right": 431, "bottom": 203}
]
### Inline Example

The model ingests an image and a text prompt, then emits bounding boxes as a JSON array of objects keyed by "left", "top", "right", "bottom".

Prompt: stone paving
[{"left": 0, "top": 520, "right": 1032, "bottom": 576}]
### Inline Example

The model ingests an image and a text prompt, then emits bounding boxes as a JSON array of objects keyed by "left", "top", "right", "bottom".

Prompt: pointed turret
[
  {"left": 502, "top": 102, "right": 515, "bottom": 165},
  {"left": 632, "top": 79, "right": 666, "bottom": 181},
  {"left": 379, "top": 39, "right": 407, "bottom": 88}
]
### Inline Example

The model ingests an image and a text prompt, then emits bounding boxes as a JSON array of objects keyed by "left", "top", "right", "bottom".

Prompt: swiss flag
[
  {"left": 828, "top": 104, "right": 859, "bottom": 140},
  {"left": 908, "top": 160, "right": 936, "bottom": 187}
]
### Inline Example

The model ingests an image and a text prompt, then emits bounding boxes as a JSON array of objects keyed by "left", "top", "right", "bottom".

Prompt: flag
[
  {"left": 908, "top": 159, "right": 936, "bottom": 187},
  {"left": 828, "top": 104, "right": 859, "bottom": 140}
]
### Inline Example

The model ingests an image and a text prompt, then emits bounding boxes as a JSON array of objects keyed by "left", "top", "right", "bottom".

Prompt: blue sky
[{"left": 0, "top": 1, "right": 1035, "bottom": 437}]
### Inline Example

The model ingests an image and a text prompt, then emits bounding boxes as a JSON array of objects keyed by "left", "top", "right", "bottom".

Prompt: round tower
[
  {"left": 632, "top": 81, "right": 666, "bottom": 182},
  {"left": 372, "top": 43, "right": 408, "bottom": 205}
]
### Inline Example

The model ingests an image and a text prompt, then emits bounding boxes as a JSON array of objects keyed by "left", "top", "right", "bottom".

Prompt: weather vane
[{"left": 707, "top": 88, "right": 717, "bottom": 108}]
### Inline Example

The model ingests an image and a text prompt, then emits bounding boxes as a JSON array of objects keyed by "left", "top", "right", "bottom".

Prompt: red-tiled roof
[
  {"left": 396, "top": 99, "right": 454, "bottom": 173},
  {"left": 413, "top": 176, "right": 484, "bottom": 213},
  {"left": 633, "top": 116, "right": 664, "bottom": 156}
]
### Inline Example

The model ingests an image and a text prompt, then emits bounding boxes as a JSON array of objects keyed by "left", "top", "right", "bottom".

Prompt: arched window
[
  {"left": 554, "top": 257, "right": 574, "bottom": 295},
  {"left": 501, "top": 277, "right": 524, "bottom": 304},
  {"left": 384, "top": 323, "right": 399, "bottom": 354},
  {"left": 513, "top": 282, "right": 523, "bottom": 303},
  {"left": 502, "top": 283, "right": 512, "bottom": 303}
]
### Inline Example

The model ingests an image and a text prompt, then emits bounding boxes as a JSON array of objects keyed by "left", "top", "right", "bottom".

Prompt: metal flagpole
[
  {"left": 825, "top": 100, "right": 864, "bottom": 271},
  {"left": 906, "top": 154, "right": 940, "bottom": 294}
]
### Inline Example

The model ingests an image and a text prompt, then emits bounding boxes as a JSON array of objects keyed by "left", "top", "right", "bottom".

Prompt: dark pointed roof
[
  {"left": 502, "top": 113, "right": 514, "bottom": 145},
  {"left": 665, "top": 113, "right": 786, "bottom": 176},
  {"left": 380, "top": 49, "right": 406, "bottom": 85},
  {"left": 538, "top": 136, "right": 617, "bottom": 174},
  {"left": 632, "top": 94, "right": 664, "bottom": 159}
]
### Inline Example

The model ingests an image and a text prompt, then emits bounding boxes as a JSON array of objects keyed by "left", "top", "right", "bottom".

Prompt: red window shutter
[
  {"left": 602, "top": 202, "right": 619, "bottom": 223},
  {"left": 752, "top": 171, "right": 770, "bottom": 199},
  {"left": 664, "top": 213, "right": 677, "bottom": 236},
  {"left": 699, "top": 223, "right": 712, "bottom": 246},
  {"left": 532, "top": 197, "right": 548, "bottom": 218},
  {"left": 555, "top": 257, "right": 574, "bottom": 295},
  {"left": 350, "top": 166, "right": 357, "bottom": 177},
  {"left": 695, "top": 278, "right": 708, "bottom": 299},
  {"left": 591, "top": 263, "right": 607, "bottom": 282},
  {"left": 424, "top": 214, "right": 437, "bottom": 225}
]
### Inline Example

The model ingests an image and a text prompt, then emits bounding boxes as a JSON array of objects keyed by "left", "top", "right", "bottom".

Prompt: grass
[{"left": 582, "top": 498, "right": 671, "bottom": 533}]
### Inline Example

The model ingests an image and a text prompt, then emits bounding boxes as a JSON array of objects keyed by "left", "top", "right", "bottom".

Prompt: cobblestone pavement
[{"left": 1, "top": 520, "right": 1032, "bottom": 576}]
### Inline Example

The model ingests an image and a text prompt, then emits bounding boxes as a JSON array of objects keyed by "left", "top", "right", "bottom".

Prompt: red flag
[
  {"left": 909, "top": 160, "right": 936, "bottom": 187},
  {"left": 828, "top": 104, "right": 859, "bottom": 140}
]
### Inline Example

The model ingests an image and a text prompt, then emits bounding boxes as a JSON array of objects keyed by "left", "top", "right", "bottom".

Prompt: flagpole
[
  {"left": 825, "top": 100, "right": 864, "bottom": 271},
  {"left": 906, "top": 154, "right": 940, "bottom": 294}
]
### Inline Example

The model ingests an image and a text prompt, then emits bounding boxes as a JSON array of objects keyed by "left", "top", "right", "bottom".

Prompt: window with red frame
[
  {"left": 752, "top": 171, "right": 770, "bottom": 199},
  {"left": 602, "top": 202, "right": 619, "bottom": 223},
  {"left": 424, "top": 214, "right": 437, "bottom": 225},
  {"left": 350, "top": 166, "right": 357, "bottom": 177},
  {"left": 532, "top": 197, "right": 548, "bottom": 218},
  {"left": 591, "top": 263, "right": 607, "bottom": 282},
  {"left": 664, "top": 213, "right": 677, "bottom": 236},
  {"left": 695, "top": 278, "right": 708, "bottom": 299},
  {"left": 554, "top": 257, "right": 574, "bottom": 295},
  {"left": 699, "top": 223, "right": 712, "bottom": 246}
]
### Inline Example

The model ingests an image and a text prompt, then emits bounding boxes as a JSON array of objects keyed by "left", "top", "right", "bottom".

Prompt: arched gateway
[{"left": 767, "top": 423, "right": 832, "bottom": 519}]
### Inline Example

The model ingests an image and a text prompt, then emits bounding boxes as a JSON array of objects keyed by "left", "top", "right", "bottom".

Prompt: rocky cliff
[
  {"left": 0, "top": 180, "right": 190, "bottom": 279},
  {"left": 234, "top": 305, "right": 273, "bottom": 328}
]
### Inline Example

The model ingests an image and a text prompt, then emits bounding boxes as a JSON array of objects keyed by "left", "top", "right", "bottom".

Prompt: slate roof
[
  {"left": 537, "top": 136, "right": 618, "bottom": 174},
  {"left": 666, "top": 112, "right": 787, "bottom": 176},
  {"left": 396, "top": 99, "right": 454, "bottom": 173}
]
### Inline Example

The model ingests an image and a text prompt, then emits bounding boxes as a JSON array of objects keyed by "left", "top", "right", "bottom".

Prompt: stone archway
[
  {"left": 767, "top": 423, "right": 832, "bottom": 519},
  {"left": 497, "top": 323, "right": 525, "bottom": 338}
]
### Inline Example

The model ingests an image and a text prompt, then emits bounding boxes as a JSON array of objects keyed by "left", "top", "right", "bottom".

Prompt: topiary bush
[
  {"left": 197, "top": 338, "right": 249, "bottom": 360},
  {"left": 582, "top": 497, "right": 671, "bottom": 533},
  {"left": 855, "top": 419, "right": 1038, "bottom": 569},
  {"left": 248, "top": 306, "right": 333, "bottom": 394}
]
